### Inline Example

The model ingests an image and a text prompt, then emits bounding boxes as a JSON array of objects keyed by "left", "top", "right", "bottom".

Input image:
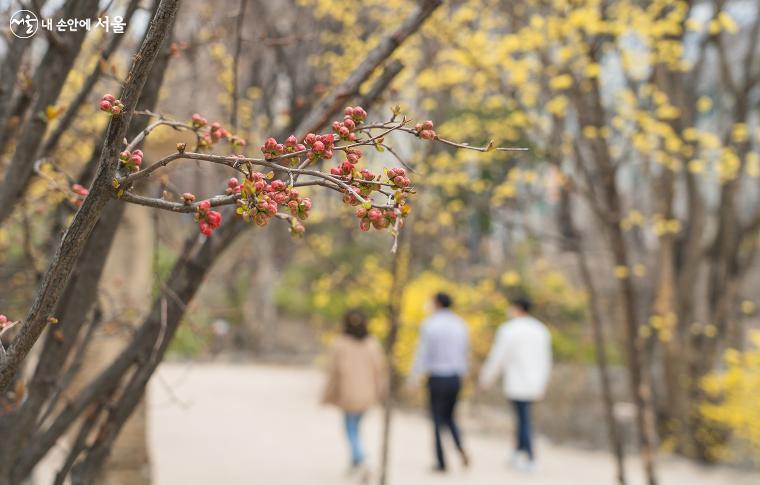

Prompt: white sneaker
[
  {"left": 509, "top": 451, "right": 527, "bottom": 469},
  {"left": 355, "top": 463, "right": 371, "bottom": 484}
]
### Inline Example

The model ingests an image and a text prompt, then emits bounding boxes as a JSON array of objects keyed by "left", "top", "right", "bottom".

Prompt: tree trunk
[
  {"left": 570, "top": 222, "right": 627, "bottom": 485},
  {"left": 379, "top": 224, "right": 411, "bottom": 485},
  {"left": 88, "top": 204, "right": 154, "bottom": 485}
]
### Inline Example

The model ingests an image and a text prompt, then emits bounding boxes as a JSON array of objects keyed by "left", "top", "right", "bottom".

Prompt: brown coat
[{"left": 322, "top": 335, "right": 388, "bottom": 413}]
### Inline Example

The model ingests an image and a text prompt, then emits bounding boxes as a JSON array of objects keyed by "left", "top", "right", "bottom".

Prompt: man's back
[
  {"left": 482, "top": 316, "right": 552, "bottom": 401},
  {"left": 412, "top": 309, "right": 469, "bottom": 378}
]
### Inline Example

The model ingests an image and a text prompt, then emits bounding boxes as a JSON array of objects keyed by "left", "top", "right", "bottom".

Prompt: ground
[{"left": 148, "top": 362, "right": 759, "bottom": 485}]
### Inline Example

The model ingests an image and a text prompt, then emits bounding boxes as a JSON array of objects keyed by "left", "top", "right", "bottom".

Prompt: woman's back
[{"left": 323, "top": 334, "right": 387, "bottom": 413}]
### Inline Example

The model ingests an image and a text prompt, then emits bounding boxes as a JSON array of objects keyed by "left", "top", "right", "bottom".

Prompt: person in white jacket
[{"left": 479, "top": 296, "right": 552, "bottom": 470}]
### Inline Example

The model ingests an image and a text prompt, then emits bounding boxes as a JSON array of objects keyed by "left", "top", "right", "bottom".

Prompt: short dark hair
[
  {"left": 435, "top": 292, "right": 453, "bottom": 309},
  {"left": 512, "top": 295, "right": 532, "bottom": 312},
  {"left": 343, "top": 309, "right": 369, "bottom": 340}
]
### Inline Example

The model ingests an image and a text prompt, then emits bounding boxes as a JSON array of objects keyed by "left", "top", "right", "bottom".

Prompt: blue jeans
[
  {"left": 512, "top": 400, "right": 533, "bottom": 460},
  {"left": 344, "top": 413, "right": 365, "bottom": 465}
]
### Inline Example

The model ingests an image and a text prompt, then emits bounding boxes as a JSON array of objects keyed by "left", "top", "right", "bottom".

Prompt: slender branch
[{"left": 230, "top": 0, "right": 247, "bottom": 131}]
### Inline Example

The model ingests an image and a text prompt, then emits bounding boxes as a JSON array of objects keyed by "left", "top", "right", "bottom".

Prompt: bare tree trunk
[
  {"left": 243, "top": 230, "right": 278, "bottom": 352},
  {"left": 89, "top": 204, "right": 154, "bottom": 485},
  {"left": 0, "top": 0, "right": 181, "bottom": 399},
  {"left": 379, "top": 224, "right": 411, "bottom": 485},
  {"left": 0, "top": 0, "right": 101, "bottom": 225},
  {"left": 573, "top": 238, "right": 627, "bottom": 484},
  {"left": 0, "top": 3, "right": 177, "bottom": 471}
]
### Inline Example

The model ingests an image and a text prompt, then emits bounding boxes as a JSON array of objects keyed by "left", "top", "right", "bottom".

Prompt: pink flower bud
[
  {"left": 182, "top": 192, "right": 196, "bottom": 203},
  {"left": 207, "top": 210, "right": 222, "bottom": 228},
  {"left": 304, "top": 133, "right": 317, "bottom": 145},
  {"left": 198, "top": 200, "right": 211, "bottom": 213},
  {"left": 359, "top": 219, "right": 370, "bottom": 231},
  {"left": 199, "top": 221, "right": 213, "bottom": 236},
  {"left": 312, "top": 140, "right": 325, "bottom": 153},
  {"left": 102, "top": 94, "right": 116, "bottom": 103},
  {"left": 355, "top": 207, "right": 367, "bottom": 218},
  {"left": 368, "top": 208, "right": 382, "bottom": 222},
  {"left": 99, "top": 100, "right": 112, "bottom": 111},
  {"left": 227, "top": 178, "right": 240, "bottom": 189}
]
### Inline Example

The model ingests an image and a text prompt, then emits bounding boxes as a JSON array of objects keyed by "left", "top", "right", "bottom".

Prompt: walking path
[{"left": 148, "top": 362, "right": 759, "bottom": 485}]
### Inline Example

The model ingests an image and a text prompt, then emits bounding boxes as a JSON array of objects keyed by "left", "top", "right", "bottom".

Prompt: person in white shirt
[
  {"left": 410, "top": 292, "right": 470, "bottom": 472},
  {"left": 479, "top": 296, "right": 552, "bottom": 470}
]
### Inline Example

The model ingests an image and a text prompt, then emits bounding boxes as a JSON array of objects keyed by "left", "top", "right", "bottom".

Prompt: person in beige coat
[{"left": 322, "top": 309, "right": 388, "bottom": 472}]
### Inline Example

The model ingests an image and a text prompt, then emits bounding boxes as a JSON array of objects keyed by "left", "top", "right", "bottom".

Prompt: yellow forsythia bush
[{"left": 701, "top": 331, "right": 760, "bottom": 461}]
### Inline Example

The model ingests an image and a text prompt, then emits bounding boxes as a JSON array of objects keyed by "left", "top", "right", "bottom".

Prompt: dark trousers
[
  {"left": 427, "top": 375, "right": 463, "bottom": 469},
  {"left": 511, "top": 400, "right": 534, "bottom": 460}
]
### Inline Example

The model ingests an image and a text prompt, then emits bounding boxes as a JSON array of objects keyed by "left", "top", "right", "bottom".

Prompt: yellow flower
[
  {"left": 697, "top": 96, "right": 713, "bottom": 113},
  {"left": 741, "top": 300, "right": 756, "bottom": 315},
  {"left": 687, "top": 159, "right": 705, "bottom": 174},
  {"left": 614, "top": 265, "right": 630, "bottom": 279},
  {"left": 732, "top": 123, "right": 749, "bottom": 143},
  {"left": 500, "top": 271, "right": 521, "bottom": 287},
  {"left": 549, "top": 74, "right": 573, "bottom": 90}
]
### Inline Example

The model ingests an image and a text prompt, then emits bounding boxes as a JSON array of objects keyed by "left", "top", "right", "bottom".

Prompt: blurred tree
[{"left": 305, "top": 0, "right": 760, "bottom": 479}]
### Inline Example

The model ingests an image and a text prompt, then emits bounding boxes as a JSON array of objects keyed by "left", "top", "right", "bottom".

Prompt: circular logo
[{"left": 9, "top": 10, "right": 38, "bottom": 39}]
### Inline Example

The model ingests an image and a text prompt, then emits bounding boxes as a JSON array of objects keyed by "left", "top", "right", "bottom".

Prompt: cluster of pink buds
[
  {"left": 191, "top": 114, "right": 245, "bottom": 148},
  {"left": 70, "top": 183, "right": 89, "bottom": 207},
  {"left": 386, "top": 167, "right": 411, "bottom": 187},
  {"left": 414, "top": 120, "right": 436, "bottom": 140},
  {"left": 237, "top": 172, "right": 279, "bottom": 226},
  {"left": 331, "top": 105, "right": 367, "bottom": 142},
  {"left": 354, "top": 207, "right": 401, "bottom": 232},
  {"left": 199, "top": 122, "right": 230, "bottom": 148},
  {"left": 303, "top": 132, "right": 336, "bottom": 162},
  {"left": 236, "top": 172, "right": 312, "bottom": 228},
  {"left": 286, "top": 190, "right": 312, "bottom": 220},
  {"left": 226, "top": 177, "right": 241, "bottom": 194},
  {"left": 260, "top": 135, "right": 306, "bottom": 164},
  {"left": 330, "top": 147, "right": 363, "bottom": 177},
  {"left": 195, "top": 200, "right": 222, "bottom": 236},
  {"left": 99, "top": 94, "right": 123, "bottom": 115},
  {"left": 181, "top": 192, "right": 196, "bottom": 204},
  {"left": 119, "top": 149, "right": 143, "bottom": 172},
  {"left": 191, "top": 113, "right": 208, "bottom": 128}
]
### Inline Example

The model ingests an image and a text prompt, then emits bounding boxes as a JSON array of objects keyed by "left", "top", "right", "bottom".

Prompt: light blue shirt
[{"left": 411, "top": 309, "right": 469, "bottom": 379}]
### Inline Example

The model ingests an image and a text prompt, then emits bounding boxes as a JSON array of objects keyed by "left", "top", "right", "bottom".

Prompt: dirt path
[{"left": 148, "top": 362, "right": 758, "bottom": 485}]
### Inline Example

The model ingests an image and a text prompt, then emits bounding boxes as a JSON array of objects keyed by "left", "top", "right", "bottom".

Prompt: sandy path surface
[{"left": 148, "top": 362, "right": 758, "bottom": 485}]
